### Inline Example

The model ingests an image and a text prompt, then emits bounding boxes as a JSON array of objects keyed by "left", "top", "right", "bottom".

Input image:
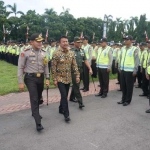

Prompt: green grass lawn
[{"left": 0, "top": 60, "right": 116, "bottom": 95}]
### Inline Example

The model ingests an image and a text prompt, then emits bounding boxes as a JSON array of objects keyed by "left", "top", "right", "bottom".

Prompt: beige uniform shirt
[{"left": 17, "top": 47, "right": 49, "bottom": 83}]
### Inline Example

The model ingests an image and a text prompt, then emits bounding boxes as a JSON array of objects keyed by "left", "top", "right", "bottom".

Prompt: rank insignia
[{"left": 43, "top": 57, "right": 48, "bottom": 64}]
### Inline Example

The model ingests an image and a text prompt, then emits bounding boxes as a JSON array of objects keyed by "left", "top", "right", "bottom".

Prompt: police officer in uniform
[
  {"left": 51, "top": 36, "right": 80, "bottom": 122},
  {"left": 80, "top": 36, "right": 93, "bottom": 92},
  {"left": 139, "top": 42, "right": 149, "bottom": 96},
  {"left": 95, "top": 38, "right": 113, "bottom": 98},
  {"left": 69, "top": 37, "right": 93, "bottom": 108},
  {"left": 117, "top": 35, "right": 139, "bottom": 106},
  {"left": 145, "top": 40, "right": 150, "bottom": 113},
  {"left": 18, "top": 33, "right": 50, "bottom": 131},
  {"left": 91, "top": 41, "right": 98, "bottom": 78}
]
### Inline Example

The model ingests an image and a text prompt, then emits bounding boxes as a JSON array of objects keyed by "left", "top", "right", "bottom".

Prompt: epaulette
[
  {"left": 24, "top": 48, "right": 30, "bottom": 51},
  {"left": 41, "top": 49, "right": 46, "bottom": 52}
]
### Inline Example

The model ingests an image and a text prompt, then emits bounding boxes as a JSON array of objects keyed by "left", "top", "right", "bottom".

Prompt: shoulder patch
[
  {"left": 41, "top": 49, "right": 46, "bottom": 52},
  {"left": 21, "top": 53, "right": 24, "bottom": 57},
  {"left": 24, "top": 48, "right": 30, "bottom": 52}
]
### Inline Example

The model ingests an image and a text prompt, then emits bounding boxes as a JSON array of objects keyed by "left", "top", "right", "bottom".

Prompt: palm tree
[
  {"left": 60, "top": 6, "right": 70, "bottom": 16},
  {"left": 44, "top": 8, "right": 57, "bottom": 15},
  {"left": 103, "top": 14, "right": 113, "bottom": 37},
  {"left": 6, "top": 3, "right": 24, "bottom": 17}
]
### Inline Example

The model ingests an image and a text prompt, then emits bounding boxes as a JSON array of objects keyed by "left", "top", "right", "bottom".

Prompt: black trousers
[
  {"left": 98, "top": 68, "right": 109, "bottom": 95},
  {"left": 58, "top": 82, "right": 70, "bottom": 117},
  {"left": 91, "top": 60, "right": 97, "bottom": 78},
  {"left": 136, "top": 66, "right": 142, "bottom": 87},
  {"left": 112, "top": 60, "right": 117, "bottom": 74},
  {"left": 48, "top": 61, "right": 51, "bottom": 73},
  {"left": 82, "top": 63, "right": 89, "bottom": 90},
  {"left": 148, "top": 75, "right": 150, "bottom": 105},
  {"left": 121, "top": 71, "right": 134, "bottom": 103},
  {"left": 70, "top": 72, "right": 83, "bottom": 104},
  {"left": 142, "top": 68, "right": 149, "bottom": 95},
  {"left": 24, "top": 74, "right": 44, "bottom": 124}
]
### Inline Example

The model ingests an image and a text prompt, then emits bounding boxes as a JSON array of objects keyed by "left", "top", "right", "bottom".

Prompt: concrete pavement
[{"left": 0, "top": 82, "right": 150, "bottom": 150}]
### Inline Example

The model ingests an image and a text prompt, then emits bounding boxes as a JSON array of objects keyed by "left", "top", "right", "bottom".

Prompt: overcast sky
[{"left": 3, "top": 0, "right": 150, "bottom": 20}]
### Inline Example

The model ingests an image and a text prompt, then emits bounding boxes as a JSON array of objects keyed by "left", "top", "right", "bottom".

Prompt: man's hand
[
  {"left": 89, "top": 68, "right": 93, "bottom": 75},
  {"left": 146, "top": 74, "right": 149, "bottom": 80},
  {"left": 107, "top": 68, "right": 110, "bottom": 72},
  {"left": 53, "top": 80, "right": 58, "bottom": 87},
  {"left": 18, "top": 83, "right": 24, "bottom": 91},
  {"left": 46, "top": 79, "right": 50, "bottom": 88},
  {"left": 76, "top": 77, "right": 80, "bottom": 83}
]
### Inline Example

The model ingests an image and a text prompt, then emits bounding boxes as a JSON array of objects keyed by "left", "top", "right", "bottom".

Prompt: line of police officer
[{"left": 2, "top": 33, "right": 150, "bottom": 131}]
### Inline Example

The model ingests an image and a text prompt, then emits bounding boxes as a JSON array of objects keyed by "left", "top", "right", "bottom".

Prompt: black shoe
[
  {"left": 59, "top": 110, "right": 64, "bottom": 114},
  {"left": 117, "top": 101, "right": 124, "bottom": 104},
  {"left": 65, "top": 116, "right": 71, "bottom": 122},
  {"left": 79, "top": 103, "right": 85, "bottom": 109},
  {"left": 39, "top": 100, "right": 44, "bottom": 105},
  {"left": 36, "top": 124, "right": 44, "bottom": 131},
  {"left": 83, "top": 89, "right": 89, "bottom": 92},
  {"left": 95, "top": 93, "right": 103, "bottom": 96},
  {"left": 80, "top": 87, "right": 85, "bottom": 90},
  {"left": 117, "top": 89, "right": 122, "bottom": 91},
  {"left": 139, "top": 93, "right": 147, "bottom": 96},
  {"left": 123, "top": 102, "right": 129, "bottom": 106},
  {"left": 101, "top": 94, "right": 107, "bottom": 98},
  {"left": 69, "top": 98, "right": 78, "bottom": 103},
  {"left": 145, "top": 109, "right": 150, "bottom": 113},
  {"left": 116, "top": 82, "right": 120, "bottom": 84}
]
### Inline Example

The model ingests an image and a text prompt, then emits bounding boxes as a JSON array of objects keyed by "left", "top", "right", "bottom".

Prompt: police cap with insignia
[
  {"left": 123, "top": 35, "right": 133, "bottom": 40},
  {"left": 50, "top": 39, "right": 56, "bottom": 43},
  {"left": 99, "top": 38, "right": 107, "bottom": 43},
  {"left": 30, "top": 33, "right": 44, "bottom": 42},
  {"left": 91, "top": 41, "right": 97, "bottom": 44},
  {"left": 82, "top": 35, "right": 89, "bottom": 40},
  {"left": 139, "top": 42, "right": 147, "bottom": 46},
  {"left": 43, "top": 41, "right": 49, "bottom": 44},
  {"left": 74, "top": 37, "right": 82, "bottom": 43}
]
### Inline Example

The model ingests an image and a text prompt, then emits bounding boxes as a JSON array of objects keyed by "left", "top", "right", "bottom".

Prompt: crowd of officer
[{"left": 1, "top": 34, "right": 150, "bottom": 131}]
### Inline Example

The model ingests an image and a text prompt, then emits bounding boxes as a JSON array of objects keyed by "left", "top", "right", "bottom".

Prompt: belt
[{"left": 25, "top": 73, "right": 44, "bottom": 77}]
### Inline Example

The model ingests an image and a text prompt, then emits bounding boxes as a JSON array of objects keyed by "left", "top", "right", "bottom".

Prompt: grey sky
[{"left": 4, "top": 0, "right": 150, "bottom": 20}]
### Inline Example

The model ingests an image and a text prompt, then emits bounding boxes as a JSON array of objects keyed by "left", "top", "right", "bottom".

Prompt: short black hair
[{"left": 59, "top": 35, "right": 68, "bottom": 42}]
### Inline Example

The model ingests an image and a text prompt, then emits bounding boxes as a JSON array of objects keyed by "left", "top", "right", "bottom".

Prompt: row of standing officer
[{"left": 0, "top": 41, "right": 30, "bottom": 65}]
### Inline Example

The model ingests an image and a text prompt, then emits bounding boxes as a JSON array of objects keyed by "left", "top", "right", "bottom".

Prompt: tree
[
  {"left": 44, "top": 8, "right": 57, "bottom": 15},
  {"left": 60, "top": 6, "right": 70, "bottom": 16},
  {"left": 6, "top": 3, "right": 24, "bottom": 17}
]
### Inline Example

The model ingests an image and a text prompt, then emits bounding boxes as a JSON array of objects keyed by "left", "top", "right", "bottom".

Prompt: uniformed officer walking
[
  {"left": 95, "top": 38, "right": 113, "bottom": 98},
  {"left": 69, "top": 37, "right": 93, "bottom": 108},
  {"left": 18, "top": 33, "right": 50, "bottom": 131},
  {"left": 117, "top": 35, "right": 139, "bottom": 106},
  {"left": 51, "top": 35, "right": 80, "bottom": 122}
]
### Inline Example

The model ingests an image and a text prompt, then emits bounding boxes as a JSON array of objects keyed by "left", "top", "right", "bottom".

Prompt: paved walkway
[
  {"left": 1, "top": 84, "right": 150, "bottom": 150},
  {"left": 0, "top": 79, "right": 119, "bottom": 115}
]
